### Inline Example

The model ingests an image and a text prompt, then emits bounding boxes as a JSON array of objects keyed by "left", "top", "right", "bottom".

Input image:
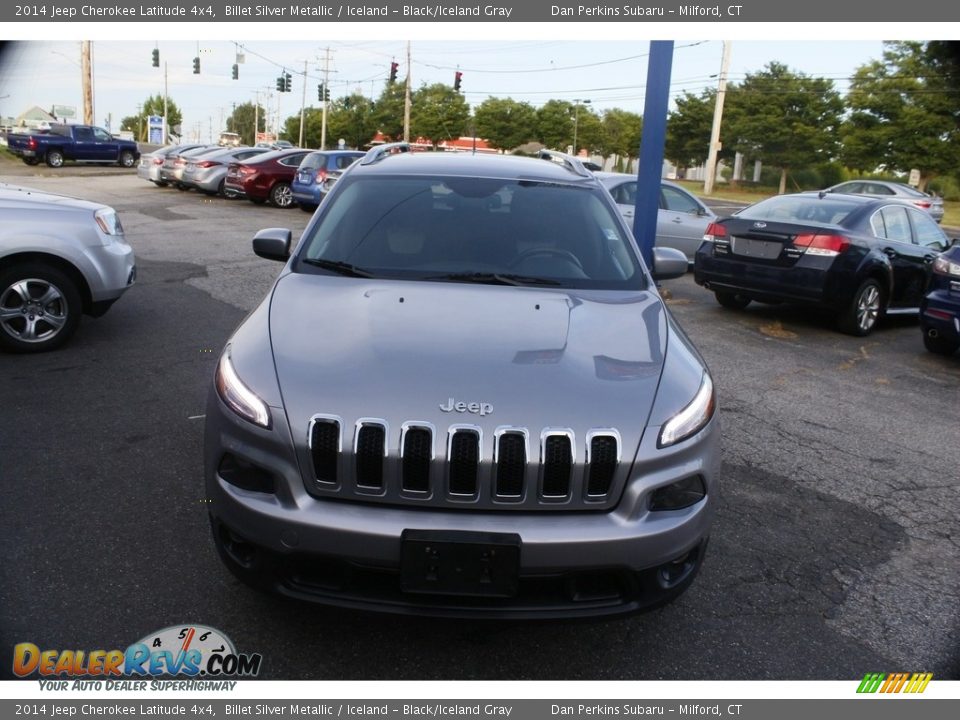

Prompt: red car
[{"left": 223, "top": 148, "right": 310, "bottom": 208}]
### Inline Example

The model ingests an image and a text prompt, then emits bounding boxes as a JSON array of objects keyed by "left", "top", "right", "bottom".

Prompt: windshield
[
  {"left": 296, "top": 175, "right": 644, "bottom": 290},
  {"left": 738, "top": 195, "right": 860, "bottom": 227}
]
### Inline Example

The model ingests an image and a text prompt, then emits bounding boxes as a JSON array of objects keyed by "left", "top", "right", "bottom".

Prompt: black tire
[
  {"left": 715, "top": 291, "right": 751, "bottom": 310},
  {"left": 153, "top": 180, "right": 168, "bottom": 187},
  {"left": 838, "top": 278, "right": 884, "bottom": 336},
  {"left": 250, "top": 197, "right": 267, "bottom": 205},
  {"left": 269, "top": 182, "right": 294, "bottom": 208},
  {"left": 216, "top": 179, "right": 226, "bottom": 197},
  {"left": 118, "top": 150, "right": 136, "bottom": 168},
  {"left": 923, "top": 329, "right": 960, "bottom": 356},
  {"left": 45, "top": 149, "right": 64, "bottom": 168},
  {"left": 176, "top": 183, "right": 189, "bottom": 191},
  {"left": 298, "top": 203, "right": 318, "bottom": 213},
  {"left": 22, "top": 157, "right": 40, "bottom": 166},
  {"left": 0, "top": 263, "right": 83, "bottom": 353}
]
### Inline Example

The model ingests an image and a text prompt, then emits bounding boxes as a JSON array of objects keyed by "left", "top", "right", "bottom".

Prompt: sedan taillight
[
  {"left": 793, "top": 233, "right": 850, "bottom": 257},
  {"left": 703, "top": 222, "right": 728, "bottom": 241},
  {"left": 196, "top": 160, "right": 221, "bottom": 168},
  {"left": 152, "top": 157, "right": 164, "bottom": 165},
  {"left": 913, "top": 200, "right": 932, "bottom": 210},
  {"left": 314, "top": 169, "right": 328, "bottom": 185}
]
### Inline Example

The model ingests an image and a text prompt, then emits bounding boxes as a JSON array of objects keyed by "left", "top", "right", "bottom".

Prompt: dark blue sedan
[
  {"left": 921, "top": 243, "right": 960, "bottom": 355},
  {"left": 291, "top": 150, "right": 365, "bottom": 212}
]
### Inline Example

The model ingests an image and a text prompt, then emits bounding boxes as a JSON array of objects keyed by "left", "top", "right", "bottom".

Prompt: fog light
[
  {"left": 218, "top": 453, "right": 276, "bottom": 494},
  {"left": 649, "top": 475, "right": 706, "bottom": 511}
]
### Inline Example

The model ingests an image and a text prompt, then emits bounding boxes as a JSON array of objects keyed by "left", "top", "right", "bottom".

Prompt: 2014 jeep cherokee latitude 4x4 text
[{"left": 204, "top": 145, "right": 720, "bottom": 618}]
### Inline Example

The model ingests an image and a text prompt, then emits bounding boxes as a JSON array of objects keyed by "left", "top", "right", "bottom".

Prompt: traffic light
[
  {"left": 192, "top": 56, "right": 200, "bottom": 74},
  {"left": 276, "top": 75, "right": 285, "bottom": 92},
  {"left": 389, "top": 61, "right": 398, "bottom": 83},
  {"left": 318, "top": 84, "right": 323, "bottom": 102},
  {"left": 231, "top": 64, "right": 239, "bottom": 80},
  {"left": 151, "top": 48, "right": 159, "bottom": 67},
  {"left": 284, "top": 73, "right": 292, "bottom": 93},
  {"left": 323, "top": 84, "right": 329, "bottom": 102},
  {"left": 454, "top": 71, "right": 462, "bottom": 91}
]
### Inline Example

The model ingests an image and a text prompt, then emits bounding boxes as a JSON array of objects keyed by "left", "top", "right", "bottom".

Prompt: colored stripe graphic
[{"left": 857, "top": 672, "right": 932, "bottom": 694}]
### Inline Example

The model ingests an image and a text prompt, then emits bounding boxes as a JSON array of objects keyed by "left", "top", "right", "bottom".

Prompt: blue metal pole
[{"left": 633, "top": 41, "right": 674, "bottom": 271}]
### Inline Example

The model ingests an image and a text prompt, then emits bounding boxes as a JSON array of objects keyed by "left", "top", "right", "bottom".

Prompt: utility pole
[
  {"left": 299, "top": 59, "right": 308, "bottom": 148},
  {"left": 81, "top": 41, "right": 93, "bottom": 125},
  {"left": 321, "top": 47, "right": 331, "bottom": 150},
  {"left": 704, "top": 40, "right": 732, "bottom": 196},
  {"left": 403, "top": 41, "right": 411, "bottom": 143},
  {"left": 254, "top": 90, "right": 259, "bottom": 144}
]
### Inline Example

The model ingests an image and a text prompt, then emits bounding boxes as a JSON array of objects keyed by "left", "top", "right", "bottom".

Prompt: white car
[{"left": 0, "top": 184, "right": 136, "bottom": 352}]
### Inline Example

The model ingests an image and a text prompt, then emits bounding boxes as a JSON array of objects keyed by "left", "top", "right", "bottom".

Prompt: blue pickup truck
[{"left": 7, "top": 124, "right": 140, "bottom": 169}]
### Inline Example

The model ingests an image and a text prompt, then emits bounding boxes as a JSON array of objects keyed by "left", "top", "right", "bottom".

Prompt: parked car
[
  {"left": 7, "top": 124, "right": 140, "bottom": 168},
  {"left": 0, "top": 184, "right": 135, "bottom": 352},
  {"left": 694, "top": 192, "right": 952, "bottom": 336},
  {"left": 271, "top": 140, "right": 294, "bottom": 150},
  {"left": 597, "top": 173, "right": 717, "bottom": 263},
  {"left": 920, "top": 243, "right": 960, "bottom": 355},
  {"left": 179, "top": 147, "right": 270, "bottom": 196},
  {"left": 223, "top": 149, "right": 311, "bottom": 208},
  {"left": 204, "top": 145, "right": 718, "bottom": 617},
  {"left": 824, "top": 180, "right": 945, "bottom": 224},
  {"left": 290, "top": 150, "right": 365, "bottom": 211},
  {"left": 137, "top": 143, "right": 207, "bottom": 187},
  {"left": 159, "top": 145, "right": 220, "bottom": 188}
]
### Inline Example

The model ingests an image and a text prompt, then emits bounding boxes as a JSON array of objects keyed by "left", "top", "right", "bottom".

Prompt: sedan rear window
[
  {"left": 738, "top": 196, "right": 860, "bottom": 227},
  {"left": 298, "top": 175, "right": 644, "bottom": 290}
]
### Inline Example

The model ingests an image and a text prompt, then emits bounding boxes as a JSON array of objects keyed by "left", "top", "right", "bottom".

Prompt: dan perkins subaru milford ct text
[
  {"left": 551, "top": 5, "right": 744, "bottom": 16},
  {"left": 204, "top": 146, "right": 720, "bottom": 618},
  {"left": 222, "top": 5, "right": 514, "bottom": 18}
]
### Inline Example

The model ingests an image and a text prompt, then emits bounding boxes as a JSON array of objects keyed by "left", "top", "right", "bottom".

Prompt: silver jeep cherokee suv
[{"left": 204, "top": 146, "right": 720, "bottom": 618}]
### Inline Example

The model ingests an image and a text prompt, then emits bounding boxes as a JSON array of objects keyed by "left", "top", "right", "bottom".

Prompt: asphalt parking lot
[{"left": 1, "top": 168, "right": 958, "bottom": 681}]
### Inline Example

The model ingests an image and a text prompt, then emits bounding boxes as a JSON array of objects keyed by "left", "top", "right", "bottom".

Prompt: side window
[
  {"left": 878, "top": 206, "right": 913, "bottom": 244},
  {"left": 662, "top": 186, "right": 701, "bottom": 214},
  {"left": 93, "top": 128, "right": 112, "bottom": 141},
  {"left": 74, "top": 127, "right": 93, "bottom": 141},
  {"left": 611, "top": 182, "right": 636, "bottom": 206},
  {"left": 910, "top": 209, "right": 948, "bottom": 250},
  {"left": 864, "top": 183, "right": 894, "bottom": 196},
  {"left": 279, "top": 154, "right": 304, "bottom": 167},
  {"left": 336, "top": 156, "right": 360, "bottom": 170},
  {"left": 869, "top": 211, "right": 886, "bottom": 237},
  {"left": 834, "top": 182, "right": 860, "bottom": 194}
]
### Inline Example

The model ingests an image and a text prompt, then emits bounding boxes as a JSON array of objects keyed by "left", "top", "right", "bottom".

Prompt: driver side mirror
[
  {"left": 652, "top": 247, "right": 688, "bottom": 280},
  {"left": 253, "top": 228, "right": 292, "bottom": 262}
]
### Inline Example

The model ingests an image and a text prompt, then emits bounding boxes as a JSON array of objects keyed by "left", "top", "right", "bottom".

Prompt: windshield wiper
[
  {"left": 427, "top": 272, "right": 560, "bottom": 287},
  {"left": 301, "top": 258, "right": 374, "bottom": 278}
]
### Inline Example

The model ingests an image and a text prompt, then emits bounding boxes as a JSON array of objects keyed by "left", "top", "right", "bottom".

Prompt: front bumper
[
  {"left": 85, "top": 237, "right": 136, "bottom": 305},
  {"left": 204, "top": 389, "right": 720, "bottom": 617}
]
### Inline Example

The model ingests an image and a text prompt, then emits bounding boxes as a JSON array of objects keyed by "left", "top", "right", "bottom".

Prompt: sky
[{"left": 0, "top": 23, "right": 950, "bottom": 144}]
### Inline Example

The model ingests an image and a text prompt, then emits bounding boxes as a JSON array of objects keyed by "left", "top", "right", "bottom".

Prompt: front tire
[
  {"left": 22, "top": 157, "right": 40, "bottom": 166},
  {"left": 118, "top": 150, "right": 136, "bottom": 168},
  {"left": 45, "top": 149, "right": 65, "bottom": 168},
  {"left": 269, "top": 182, "right": 294, "bottom": 208},
  {"left": 715, "top": 291, "right": 751, "bottom": 310},
  {"left": 838, "top": 278, "right": 883, "bottom": 336},
  {"left": 298, "top": 203, "right": 318, "bottom": 213},
  {"left": 0, "top": 263, "right": 82, "bottom": 353}
]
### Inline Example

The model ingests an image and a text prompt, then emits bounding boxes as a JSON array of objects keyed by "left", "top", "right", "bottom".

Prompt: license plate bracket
[{"left": 400, "top": 530, "right": 521, "bottom": 598}]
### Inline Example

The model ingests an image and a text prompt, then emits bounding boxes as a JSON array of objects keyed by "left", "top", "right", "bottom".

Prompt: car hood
[
  {"left": 0, "top": 184, "right": 107, "bottom": 213},
  {"left": 269, "top": 273, "right": 668, "bottom": 450}
]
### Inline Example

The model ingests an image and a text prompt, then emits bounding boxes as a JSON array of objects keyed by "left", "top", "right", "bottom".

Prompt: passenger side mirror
[
  {"left": 253, "top": 228, "right": 292, "bottom": 262},
  {"left": 652, "top": 247, "right": 688, "bottom": 280}
]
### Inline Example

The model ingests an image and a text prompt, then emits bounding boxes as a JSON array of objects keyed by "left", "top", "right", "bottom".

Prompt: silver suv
[
  {"left": 0, "top": 184, "right": 136, "bottom": 352},
  {"left": 204, "top": 146, "right": 720, "bottom": 617}
]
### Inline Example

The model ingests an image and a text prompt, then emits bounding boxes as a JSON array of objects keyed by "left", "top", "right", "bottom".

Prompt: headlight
[
  {"left": 658, "top": 373, "right": 716, "bottom": 448},
  {"left": 933, "top": 254, "right": 960, "bottom": 278},
  {"left": 94, "top": 208, "right": 124, "bottom": 237},
  {"left": 215, "top": 347, "right": 271, "bottom": 428}
]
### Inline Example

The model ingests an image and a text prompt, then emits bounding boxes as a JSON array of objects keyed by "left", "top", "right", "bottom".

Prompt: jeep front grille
[{"left": 303, "top": 419, "right": 625, "bottom": 511}]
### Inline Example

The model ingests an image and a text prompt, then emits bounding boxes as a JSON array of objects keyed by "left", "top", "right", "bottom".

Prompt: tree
[
  {"left": 327, "top": 93, "right": 378, "bottom": 150},
  {"left": 226, "top": 102, "right": 266, "bottom": 147},
  {"left": 372, "top": 81, "right": 407, "bottom": 141},
  {"left": 599, "top": 108, "right": 642, "bottom": 170},
  {"left": 120, "top": 94, "right": 182, "bottom": 142},
  {"left": 410, "top": 83, "right": 470, "bottom": 148},
  {"left": 665, "top": 90, "right": 716, "bottom": 174},
  {"left": 536, "top": 99, "right": 574, "bottom": 150},
  {"left": 724, "top": 62, "right": 843, "bottom": 194},
  {"left": 473, "top": 97, "right": 537, "bottom": 151},
  {"left": 841, "top": 42, "right": 960, "bottom": 190}
]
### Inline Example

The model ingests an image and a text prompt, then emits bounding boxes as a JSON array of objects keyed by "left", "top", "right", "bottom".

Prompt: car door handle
[
  {"left": 671, "top": 217, "right": 684, "bottom": 224},
  {"left": 883, "top": 248, "right": 899, "bottom": 258},
  {"left": 924, "top": 255, "right": 936, "bottom": 264}
]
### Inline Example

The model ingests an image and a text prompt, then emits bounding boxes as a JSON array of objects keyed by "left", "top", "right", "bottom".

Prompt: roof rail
[
  {"left": 537, "top": 149, "right": 592, "bottom": 178},
  {"left": 360, "top": 142, "right": 411, "bottom": 166}
]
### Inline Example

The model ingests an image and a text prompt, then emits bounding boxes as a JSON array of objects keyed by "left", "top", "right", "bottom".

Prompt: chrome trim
[
  {"left": 492, "top": 426, "right": 530, "bottom": 499},
  {"left": 539, "top": 428, "right": 576, "bottom": 499},
  {"left": 585, "top": 429, "right": 622, "bottom": 498},
  {"left": 446, "top": 424, "right": 483, "bottom": 498}
]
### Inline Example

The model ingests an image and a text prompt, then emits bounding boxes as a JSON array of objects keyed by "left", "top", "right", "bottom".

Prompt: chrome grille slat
[{"left": 305, "top": 419, "right": 623, "bottom": 511}]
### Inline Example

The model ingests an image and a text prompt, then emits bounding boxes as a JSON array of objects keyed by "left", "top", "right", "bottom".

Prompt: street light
[{"left": 572, "top": 98, "right": 591, "bottom": 155}]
